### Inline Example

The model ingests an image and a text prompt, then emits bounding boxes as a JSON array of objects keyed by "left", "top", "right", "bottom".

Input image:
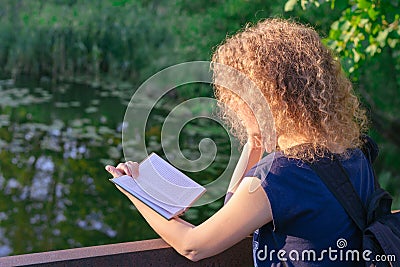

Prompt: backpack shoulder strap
[
  {"left": 360, "top": 135, "right": 379, "bottom": 164},
  {"left": 360, "top": 135, "right": 381, "bottom": 189},
  {"left": 308, "top": 157, "right": 367, "bottom": 231}
]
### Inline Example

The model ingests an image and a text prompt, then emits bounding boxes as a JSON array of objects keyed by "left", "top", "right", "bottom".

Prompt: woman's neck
[
  {"left": 277, "top": 134, "right": 309, "bottom": 151},
  {"left": 278, "top": 134, "right": 346, "bottom": 154}
]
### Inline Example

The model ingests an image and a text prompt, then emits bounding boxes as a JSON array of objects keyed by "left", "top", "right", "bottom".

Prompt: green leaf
[
  {"left": 367, "top": 7, "right": 380, "bottom": 20},
  {"left": 376, "top": 28, "right": 390, "bottom": 47},
  {"left": 331, "top": 0, "right": 335, "bottom": 9},
  {"left": 300, "top": 0, "right": 308, "bottom": 10},
  {"left": 284, "top": 0, "right": 298, "bottom": 12},
  {"left": 331, "top": 21, "right": 340, "bottom": 30},
  {"left": 358, "top": 0, "right": 371, "bottom": 9},
  {"left": 365, "top": 43, "right": 378, "bottom": 55},
  {"left": 387, "top": 38, "right": 399, "bottom": 48},
  {"left": 339, "top": 20, "right": 351, "bottom": 31},
  {"left": 352, "top": 48, "right": 361, "bottom": 62},
  {"left": 358, "top": 18, "right": 369, "bottom": 27}
]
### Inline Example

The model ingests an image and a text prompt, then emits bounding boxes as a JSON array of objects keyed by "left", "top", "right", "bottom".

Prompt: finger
[
  {"left": 126, "top": 161, "right": 140, "bottom": 178},
  {"left": 118, "top": 163, "right": 133, "bottom": 177},
  {"left": 248, "top": 134, "right": 264, "bottom": 149},
  {"left": 116, "top": 163, "right": 127, "bottom": 175},
  {"left": 105, "top": 165, "right": 124, "bottom": 178}
]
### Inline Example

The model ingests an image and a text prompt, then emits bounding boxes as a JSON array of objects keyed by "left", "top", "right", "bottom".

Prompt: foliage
[
  {"left": 285, "top": 0, "right": 400, "bottom": 207},
  {"left": 285, "top": 0, "right": 400, "bottom": 73},
  {"left": 0, "top": 0, "right": 399, "bottom": 256},
  {"left": 0, "top": 0, "right": 174, "bottom": 85}
]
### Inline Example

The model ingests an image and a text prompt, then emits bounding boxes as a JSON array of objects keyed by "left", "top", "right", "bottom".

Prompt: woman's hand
[
  {"left": 105, "top": 161, "right": 140, "bottom": 201},
  {"left": 247, "top": 133, "right": 263, "bottom": 150},
  {"left": 236, "top": 101, "right": 264, "bottom": 151},
  {"left": 105, "top": 161, "right": 140, "bottom": 178}
]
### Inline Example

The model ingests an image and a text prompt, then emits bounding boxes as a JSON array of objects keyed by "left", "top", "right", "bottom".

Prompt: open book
[{"left": 109, "top": 153, "right": 206, "bottom": 220}]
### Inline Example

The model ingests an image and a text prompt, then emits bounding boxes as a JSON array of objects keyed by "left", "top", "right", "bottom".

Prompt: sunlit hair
[{"left": 212, "top": 18, "right": 368, "bottom": 160}]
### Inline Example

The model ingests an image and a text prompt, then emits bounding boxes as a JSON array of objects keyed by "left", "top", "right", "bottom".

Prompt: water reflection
[{"left": 0, "top": 78, "right": 229, "bottom": 256}]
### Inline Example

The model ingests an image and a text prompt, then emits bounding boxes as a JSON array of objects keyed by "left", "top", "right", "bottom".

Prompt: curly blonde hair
[{"left": 212, "top": 18, "right": 368, "bottom": 160}]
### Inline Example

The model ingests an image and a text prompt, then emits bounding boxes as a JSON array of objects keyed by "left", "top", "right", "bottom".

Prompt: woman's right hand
[
  {"left": 247, "top": 133, "right": 264, "bottom": 150},
  {"left": 236, "top": 101, "right": 264, "bottom": 151}
]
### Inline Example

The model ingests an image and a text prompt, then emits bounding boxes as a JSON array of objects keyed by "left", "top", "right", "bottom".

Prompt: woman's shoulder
[
  {"left": 246, "top": 145, "right": 370, "bottom": 182},
  {"left": 245, "top": 151, "right": 307, "bottom": 179}
]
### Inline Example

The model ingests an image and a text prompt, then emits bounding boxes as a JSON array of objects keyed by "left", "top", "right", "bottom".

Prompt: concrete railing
[{"left": 0, "top": 237, "right": 253, "bottom": 267}]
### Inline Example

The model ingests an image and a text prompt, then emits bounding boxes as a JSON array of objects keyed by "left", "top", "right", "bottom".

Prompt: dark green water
[{"left": 0, "top": 78, "right": 228, "bottom": 256}]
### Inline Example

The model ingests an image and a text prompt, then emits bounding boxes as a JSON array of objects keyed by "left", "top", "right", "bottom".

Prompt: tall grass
[{"left": 0, "top": 0, "right": 175, "bottom": 84}]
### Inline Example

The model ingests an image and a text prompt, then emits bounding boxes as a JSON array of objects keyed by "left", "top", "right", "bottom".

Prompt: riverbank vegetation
[
  {"left": 1, "top": 0, "right": 399, "bottom": 215},
  {"left": 0, "top": 0, "right": 399, "bottom": 255}
]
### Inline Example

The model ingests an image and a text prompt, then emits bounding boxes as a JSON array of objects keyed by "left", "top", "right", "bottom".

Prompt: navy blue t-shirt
[{"left": 247, "top": 148, "right": 375, "bottom": 267}]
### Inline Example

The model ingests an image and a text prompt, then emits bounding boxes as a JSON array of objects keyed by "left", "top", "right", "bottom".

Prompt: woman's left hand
[
  {"left": 105, "top": 161, "right": 140, "bottom": 199},
  {"left": 105, "top": 161, "right": 140, "bottom": 178}
]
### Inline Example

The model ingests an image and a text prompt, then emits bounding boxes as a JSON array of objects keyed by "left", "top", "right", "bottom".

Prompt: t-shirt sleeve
[{"left": 246, "top": 155, "right": 326, "bottom": 232}]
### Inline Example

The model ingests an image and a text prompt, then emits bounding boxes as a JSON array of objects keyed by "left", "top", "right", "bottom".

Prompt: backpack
[{"left": 308, "top": 136, "right": 400, "bottom": 267}]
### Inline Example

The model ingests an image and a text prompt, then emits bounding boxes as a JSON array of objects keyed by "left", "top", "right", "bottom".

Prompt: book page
[
  {"left": 110, "top": 153, "right": 206, "bottom": 218},
  {"left": 136, "top": 153, "right": 206, "bottom": 208},
  {"left": 110, "top": 175, "right": 180, "bottom": 219}
]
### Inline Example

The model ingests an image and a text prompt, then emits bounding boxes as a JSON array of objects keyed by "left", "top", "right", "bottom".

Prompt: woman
[{"left": 106, "top": 19, "right": 374, "bottom": 266}]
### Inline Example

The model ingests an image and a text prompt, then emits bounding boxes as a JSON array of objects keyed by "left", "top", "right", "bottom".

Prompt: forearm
[
  {"left": 124, "top": 192, "right": 196, "bottom": 257},
  {"left": 107, "top": 153, "right": 268, "bottom": 262},
  {"left": 128, "top": 177, "right": 271, "bottom": 262},
  {"left": 228, "top": 144, "right": 264, "bottom": 194},
  {"left": 112, "top": 174, "right": 272, "bottom": 262},
  {"left": 244, "top": 146, "right": 264, "bottom": 176}
]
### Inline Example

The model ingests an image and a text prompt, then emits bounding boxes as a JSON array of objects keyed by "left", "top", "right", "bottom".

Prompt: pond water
[{"left": 0, "top": 78, "right": 231, "bottom": 256}]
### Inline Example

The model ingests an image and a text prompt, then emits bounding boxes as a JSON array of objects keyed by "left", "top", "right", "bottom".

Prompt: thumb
[{"left": 105, "top": 165, "right": 124, "bottom": 178}]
